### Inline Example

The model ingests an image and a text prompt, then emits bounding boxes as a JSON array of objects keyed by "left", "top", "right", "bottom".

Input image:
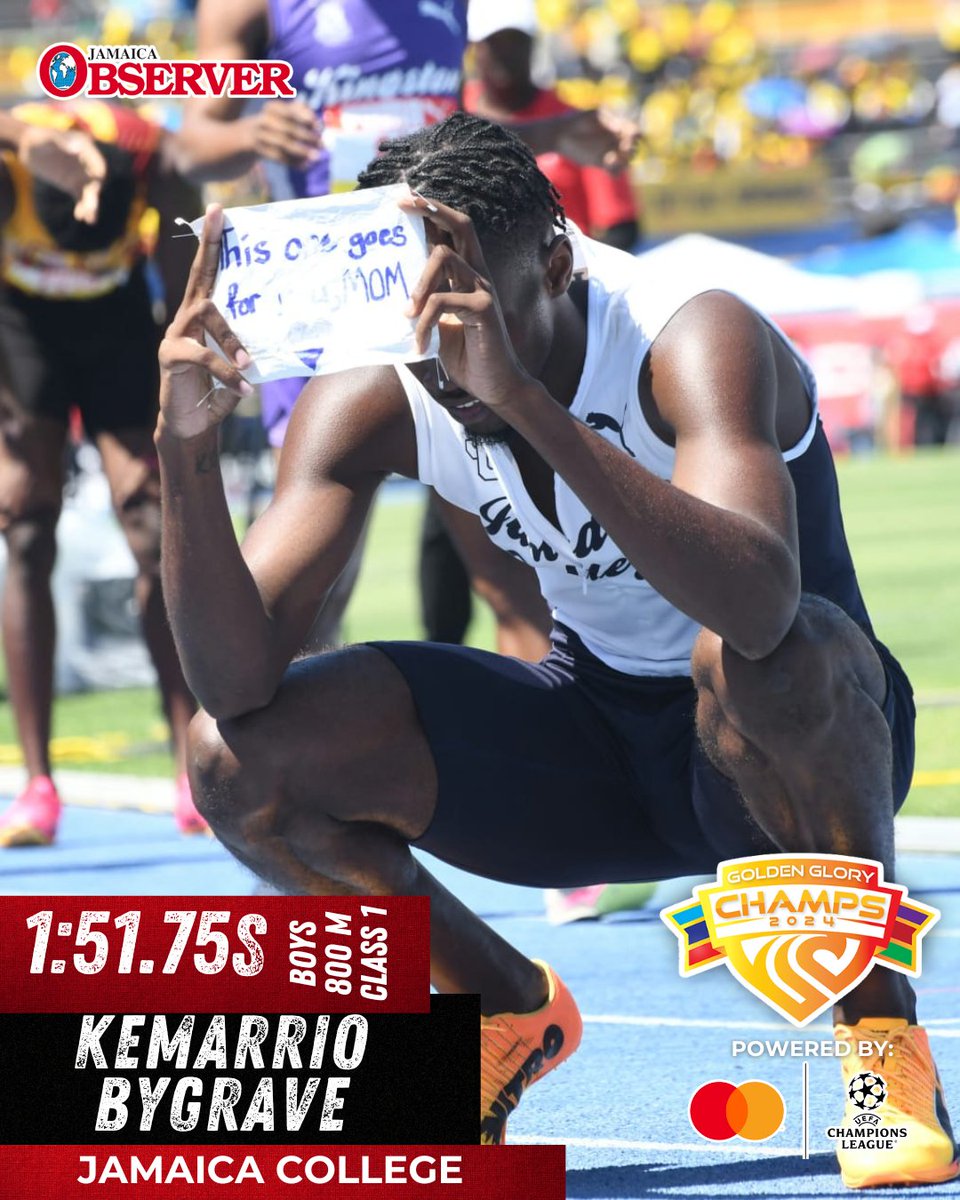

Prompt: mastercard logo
[{"left": 689, "top": 1079, "right": 785, "bottom": 1141}]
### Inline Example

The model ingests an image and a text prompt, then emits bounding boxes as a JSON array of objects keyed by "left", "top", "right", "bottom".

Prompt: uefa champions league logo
[
  {"left": 849, "top": 1071, "right": 888, "bottom": 1112},
  {"left": 826, "top": 1071, "right": 909, "bottom": 1150},
  {"left": 48, "top": 49, "right": 77, "bottom": 91}
]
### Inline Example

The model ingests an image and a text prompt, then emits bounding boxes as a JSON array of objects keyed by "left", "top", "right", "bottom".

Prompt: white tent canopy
[{"left": 636, "top": 233, "right": 861, "bottom": 318}]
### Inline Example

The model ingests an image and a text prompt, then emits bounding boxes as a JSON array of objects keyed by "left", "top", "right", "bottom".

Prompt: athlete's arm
[
  {"left": 0, "top": 110, "right": 26, "bottom": 156},
  {"left": 402, "top": 196, "right": 800, "bottom": 661},
  {"left": 512, "top": 109, "right": 639, "bottom": 172},
  {"left": 156, "top": 207, "right": 414, "bottom": 719},
  {"left": 507, "top": 295, "right": 800, "bottom": 661},
  {"left": 0, "top": 159, "right": 11, "bottom": 225},
  {"left": 0, "top": 110, "right": 104, "bottom": 223},
  {"left": 174, "top": 0, "right": 322, "bottom": 182},
  {"left": 465, "top": 88, "right": 638, "bottom": 174}
]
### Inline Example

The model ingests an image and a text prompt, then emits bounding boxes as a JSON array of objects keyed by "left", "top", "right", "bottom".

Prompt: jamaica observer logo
[
  {"left": 826, "top": 1072, "right": 910, "bottom": 1150},
  {"left": 38, "top": 43, "right": 295, "bottom": 100}
]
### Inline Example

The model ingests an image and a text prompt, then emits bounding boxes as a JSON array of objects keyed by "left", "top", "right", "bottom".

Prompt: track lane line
[
  {"left": 510, "top": 1135, "right": 801, "bottom": 1155},
  {"left": 581, "top": 1015, "right": 960, "bottom": 1036}
]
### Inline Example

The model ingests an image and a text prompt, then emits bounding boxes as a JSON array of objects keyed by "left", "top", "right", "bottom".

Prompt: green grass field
[{"left": 0, "top": 450, "right": 957, "bottom": 817}]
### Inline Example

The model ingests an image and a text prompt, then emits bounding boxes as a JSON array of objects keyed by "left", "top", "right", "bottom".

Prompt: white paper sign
[{"left": 187, "top": 184, "right": 437, "bottom": 384}]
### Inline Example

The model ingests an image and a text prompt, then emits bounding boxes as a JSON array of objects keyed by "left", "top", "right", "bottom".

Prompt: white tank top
[{"left": 396, "top": 233, "right": 819, "bottom": 677}]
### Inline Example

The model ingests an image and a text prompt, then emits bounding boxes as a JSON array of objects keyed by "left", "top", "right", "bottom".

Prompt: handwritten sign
[{"left": 185, "top": 184, "right": 437, "bottom": 384}]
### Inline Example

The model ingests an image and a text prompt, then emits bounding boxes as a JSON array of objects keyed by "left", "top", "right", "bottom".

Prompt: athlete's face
[
  {"left": 406, "top": 231, "right": 573, "bottom": 441},
  {"left": 474, "top": 31, "right": 535, "bottom": 96}
]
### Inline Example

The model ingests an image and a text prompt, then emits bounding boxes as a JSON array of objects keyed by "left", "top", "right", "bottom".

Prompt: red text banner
[
  {"left": 0, "top": 896, "right": 429, "bottom": 1013},
  {"left": 0, "top": 1145, "right": 566, "bottom": 1199}
]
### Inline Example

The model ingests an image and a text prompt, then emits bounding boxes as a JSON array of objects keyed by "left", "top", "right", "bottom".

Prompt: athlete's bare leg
[
  {"left": 0, "top": 400, "right": 66, "bottom": 780},
  {"left": 2, "top": 511, "right": 60, "bottom": 777},
  {"left": 99, "top": 428, "right": 196, "bottom": 771},
  {"left": 188, "top": 645, "right": 548, "bottom": 1017},
  {"left": 692, "top": 592, "right": 915, "bottom": 1025}
]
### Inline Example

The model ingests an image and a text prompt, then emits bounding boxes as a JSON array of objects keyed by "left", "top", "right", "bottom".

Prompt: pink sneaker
[
  {"left": 174, "top": 773, "right": 210, "bottom": 836},
  {"left": 0, "top": 775, "right": 61, "bottom": 847},
  {"left": 544, "top": 882, "right": 658, "bottom": 925}
]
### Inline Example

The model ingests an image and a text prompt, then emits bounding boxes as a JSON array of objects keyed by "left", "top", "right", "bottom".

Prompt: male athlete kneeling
[{"left": 156, "top": 114, "right": 956, "bottom": 1189}]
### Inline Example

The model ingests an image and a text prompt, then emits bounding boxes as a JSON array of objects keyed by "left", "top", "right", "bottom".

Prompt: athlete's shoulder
[
  {"left": 647, "top": 291, "right": 792, "bottom": 401},
  {"left": 287, "top": 364, "right": 418, "bottom": 480},
  {"left": 648, "top": 288, "right": 812, "bottom": 404},
  {"left": 652, "top": 287, "right": 762, "bottom": 344}
]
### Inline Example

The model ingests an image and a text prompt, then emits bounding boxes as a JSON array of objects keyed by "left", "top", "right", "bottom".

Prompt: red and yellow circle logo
[{"left": 689, "top": 1079, "right": 785, "bottom": 1141}]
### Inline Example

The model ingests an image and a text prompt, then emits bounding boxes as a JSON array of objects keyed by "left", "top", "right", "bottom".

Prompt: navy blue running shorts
[{"left": 369, "top": 621, "right": 915, "bottom": 889}]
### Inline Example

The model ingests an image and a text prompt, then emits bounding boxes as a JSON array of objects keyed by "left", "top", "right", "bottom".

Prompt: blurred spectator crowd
[
  {"left": 0, "top": 3, "right": 957, "bottom": 165},
  {"left": 2, "top": 0, "right": 960, "bottom": 455},
  {"left": 534, "top": 0, "right": 960, "bottom": 209},
  {"left": 5, "top": 0, "right": 960, "bottom": 212}
]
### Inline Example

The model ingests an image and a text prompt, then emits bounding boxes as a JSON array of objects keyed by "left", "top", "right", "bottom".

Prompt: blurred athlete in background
[
  {"left": 0, "top": 100, "right": 202, "bottom": 846},
  {"left": 465, "top": 0, "right": 640, "bottom": 253},
  {"left": 176, "top": 0, "right": 468, "bottom": 648}
]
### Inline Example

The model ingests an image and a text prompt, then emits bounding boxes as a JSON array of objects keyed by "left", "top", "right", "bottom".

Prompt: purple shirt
[
  {"left": 266, "top": 0, "right": 465, "bottom": 198},
  {"left": 261, "top": 1, "right": 465, "bottom": 440}
]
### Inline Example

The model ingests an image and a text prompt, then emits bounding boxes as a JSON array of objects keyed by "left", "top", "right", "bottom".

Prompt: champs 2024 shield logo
[{"left": 661, "top": 855, "right": 940, "bottom": 1027}]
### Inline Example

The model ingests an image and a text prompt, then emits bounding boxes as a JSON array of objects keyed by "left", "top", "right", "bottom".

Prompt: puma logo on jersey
[
  {"left": 314, "top": 0, "right": 353, "bottom": 46},
  {"left": 418, "top": 0, "right": 462, "bottom": 36}
]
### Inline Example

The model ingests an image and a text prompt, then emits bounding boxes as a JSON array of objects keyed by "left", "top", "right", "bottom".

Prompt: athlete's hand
[
  {"left": 556, "top": 109, "right": 640, "bottom": 172},
  {"left": 158, "top": 204, "right": 253, "bottom": 440},
  {"left": 399, "top": 192, "right": 532, "bottom": 411},
  {"left": 18, "top": 126, "right": 106, "bottom": 224},
  {"left": 249, "top": 100, "right": 322, "bottom": 168}
]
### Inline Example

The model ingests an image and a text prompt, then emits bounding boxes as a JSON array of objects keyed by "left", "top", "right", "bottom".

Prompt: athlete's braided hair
[{"left": 356, "top": 112, "right": 565, "bottom": 254}]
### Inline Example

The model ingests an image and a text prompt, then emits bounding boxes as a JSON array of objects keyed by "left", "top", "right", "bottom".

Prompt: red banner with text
[
  {"left": 0, "top": 1145, "right": 566, "bottom": 1198},
  {"left": 0, "top": 895, "right": 429, "bottom": 1013}
]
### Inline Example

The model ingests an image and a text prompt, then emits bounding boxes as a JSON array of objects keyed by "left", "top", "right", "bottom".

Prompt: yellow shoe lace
[{"left": 853, "top": 1028, "right": 938, "bottom": 1124}]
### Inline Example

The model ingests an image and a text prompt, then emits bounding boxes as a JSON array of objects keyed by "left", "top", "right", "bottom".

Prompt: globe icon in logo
[{"left": 49, "top": 50, "right": 77, "bottom": 91}]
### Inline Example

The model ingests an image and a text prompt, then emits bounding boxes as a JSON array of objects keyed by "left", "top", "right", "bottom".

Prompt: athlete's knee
[
  {"left": 188, "top": 698, "right": 309, "bottom": 834},
  {"left": 188, "top": 702, "right": 344, "bottom": 874},
  {"left": 693, "top": 595, "right": 881, "bottom": 745},
  {"left": 693, "top": 674, "right": 758, "bottom": 774},
  {"left": 2, "top": 511, "right": 59, "bottom": 578},
  {"left": 187, "top": 709, "right": 251, "bottom": 831}
]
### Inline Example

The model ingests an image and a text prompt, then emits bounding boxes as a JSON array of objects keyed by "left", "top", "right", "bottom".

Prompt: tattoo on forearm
[{"left": 194, "top": 450, "right": 217, "bottom": 475}]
